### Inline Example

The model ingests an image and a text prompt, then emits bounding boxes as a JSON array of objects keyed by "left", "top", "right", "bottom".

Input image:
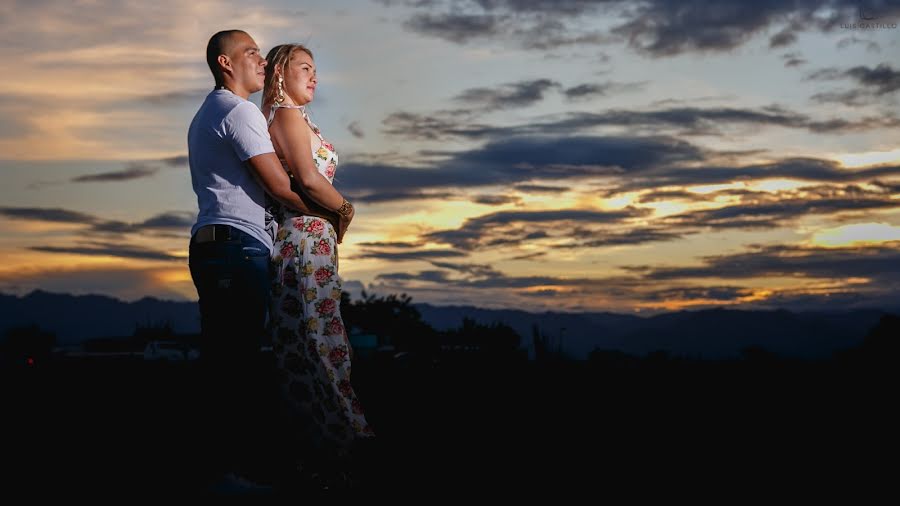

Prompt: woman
[{"left": 261, "top": 43, "right": 375, "bottom": 484}]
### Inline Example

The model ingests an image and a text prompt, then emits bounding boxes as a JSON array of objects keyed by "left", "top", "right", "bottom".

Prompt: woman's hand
[{"left": 336, "top": 205, "right": 354, "bottom": 244}]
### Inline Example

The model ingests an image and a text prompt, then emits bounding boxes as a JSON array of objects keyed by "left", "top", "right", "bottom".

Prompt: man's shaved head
[{"left": 206, "top": 29, "right": 248, "bottom": 86}]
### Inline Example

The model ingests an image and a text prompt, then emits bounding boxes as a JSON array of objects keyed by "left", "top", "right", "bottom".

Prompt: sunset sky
[{"left": 1, "top": 0, "right": 898, "bottom": 313}]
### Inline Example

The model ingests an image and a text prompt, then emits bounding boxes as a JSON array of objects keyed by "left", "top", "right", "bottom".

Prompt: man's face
[{"left": 226, "top": 32, "right": 267, "bottom": 94}]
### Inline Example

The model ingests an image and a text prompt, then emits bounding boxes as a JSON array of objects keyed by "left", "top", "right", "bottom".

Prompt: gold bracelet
[{"left": 337, "top": 199, "right": 353, "bottom": 218}]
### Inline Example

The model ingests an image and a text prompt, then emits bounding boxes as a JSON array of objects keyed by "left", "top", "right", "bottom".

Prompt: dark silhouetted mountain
[
  {"left": 0, "top": 290, "right": 200, "bottom": 345},
  {"left": 414, "top": 304, "right": 892, "bottom": 360}
]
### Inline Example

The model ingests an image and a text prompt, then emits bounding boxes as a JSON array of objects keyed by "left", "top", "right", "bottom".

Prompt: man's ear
[{"left": 217, "top": 54, "right": 231, "bottom": 73}]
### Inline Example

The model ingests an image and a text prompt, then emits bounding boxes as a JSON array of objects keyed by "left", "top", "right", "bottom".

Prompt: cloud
[
  {"left": 342, "top": 126, "right": 900, "bottom": 205},
  {"left": 835, "top": 36, "right": 881, "bottom": 52},
  {"left": 640, "top": 286, "right": 753, "bottom": 302},
  {"left": 806, "top": 63, "right": 900, "bottom": 105},
  {"left": 846, "top": 63, "right": 900, "bottom": 95},
  {"left": 349, "top": 190, "right": 457, "bottom": 204},
  {"left": 356, "top": 240, "right": 424, "bottom": 248},
  {"left": 781, "top": 52, "right": 807, "bottom": 67},
  {"left": 382, "top": 110, "right": 503, "bottom": 140},
  {"left": 513, "top": 184, "right": 568, "bottom": 193},
  {"left": 611, "top": 1, "right": 789, "bottom": 56},
  {"left": 30, "top": 241, "right": 185, "bottom": 262},
  {"left": 568, "top": 228, "right": 684, "bottom": 248},
  {"left": 376, "top": 270, "right": 453, "bottom": 283},
  {"left": 637, "top": 189, "right": 707, "bottom": 203},
  {"left": 0, "top": 206, "right": 194, "bottom": 235},
  {"left": 347, "top": 121, "right": 365, "bottom": 138},
  {"left": 0, "top": 206, "right": 97, "bottom": 224},
  {"left": 351, "top": 248, "right": 468, "bottom": 261},
  {"left": 563, "top": 81, "right": 646, "bottom": 100},
  {"left": 368, "top": 241, "right": 900, "bottom": 311},
  {"left": 338, "top": 134, "right": 708, "bottom": 203},
  {"left": 769, "top": 26, "right": 798, "bottom": 48},
  {"left": 381, "top": 1, "right": 900, "bottom": 56},
  {"left": 809, "top": 89, "right": 872, "bottom": 107},
  {"left": 471, "top": 194, "right": 522, "bottom": 205},
  {"left": 508, "top": 251, "right": 547, "bottom": 261},
  {"left": 611, "top": 0, "right": 898, "bottom": 57},
  {"left": 427, "top": 260, "right": 503, "bottom": 278},
  {"left": 68, "top": 155, "right": 186, "bottom": 184},
  {"left": 454, "top": 78, "right": 561, "bottom": 110},
  {"left": 160, "top": 155, "right": 188, "bottom": 167},
  {"left": 71, "top": 163, "right": 159, "bottom": 183},
  {"left": 628, "top": 242, "right": 900, "bottom": 281},
  {"left": 383, "top": 104, "right": 900, "bottom": 142},
  {"left": 450, "top": 134, "right": 706, "bottom": 172},
  {"left": 404, "top": 12, "right": 504, "bottom": 43},
  {"left": 617, "top": 158, "right": 900, "bottom": 192},
  {"left": 137, "top": 211, "right": 195, "bottom": 230},
  {"left": 399, "top": 6, "right": 611, "bottom": 50},
  {"left": 423, "top": 208, "right": 648, "bottom": 249},
  {"left": 661, "top": 190, "right": 899, "bottom": 231},
  {"left": 90, "top": 212, "right": 194, "bottom": 235},
  {"left": 396, "top": 182, "right": 900, "bottom": 253}
]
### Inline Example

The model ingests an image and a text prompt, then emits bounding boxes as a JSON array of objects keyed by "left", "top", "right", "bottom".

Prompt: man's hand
[
  {"left": 246, "top": 153, "right": 343, "bottom": 229},
  {"left": 290, "top": 177, "right": 341, "bottom": 230}
]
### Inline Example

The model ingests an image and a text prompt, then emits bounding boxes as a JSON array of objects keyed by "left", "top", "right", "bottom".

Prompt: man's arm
[{"left": 246, "top": 152, "right": 340, "bottom": 228}]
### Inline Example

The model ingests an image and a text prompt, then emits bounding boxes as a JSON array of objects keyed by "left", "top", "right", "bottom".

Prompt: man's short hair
[{"left": 206, "top": 30, "right": 246, "bottom": 85}]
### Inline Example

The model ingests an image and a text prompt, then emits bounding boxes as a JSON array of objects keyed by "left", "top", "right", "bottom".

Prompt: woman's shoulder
[{"left": 267, "top": 104, "right": 310, "bottom": 134}]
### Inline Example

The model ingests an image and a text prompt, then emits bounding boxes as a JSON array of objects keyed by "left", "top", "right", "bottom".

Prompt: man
[{"left": 187, "top": 29, "right": 343, "bottom": 491}]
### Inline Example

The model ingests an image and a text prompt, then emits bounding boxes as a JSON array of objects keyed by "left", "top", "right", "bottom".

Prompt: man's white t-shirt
[{"left": 188, "top": 89, "right": 275, "bottom": 252}]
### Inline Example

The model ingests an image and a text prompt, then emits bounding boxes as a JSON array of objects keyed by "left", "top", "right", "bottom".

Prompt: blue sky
[{"left": 1, "top": 0, "right": 898, "bottom": 312}]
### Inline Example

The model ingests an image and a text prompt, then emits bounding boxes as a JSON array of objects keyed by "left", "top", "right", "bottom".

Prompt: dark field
[{"left": 3, "top": 344, "right": 894, "bottom": 499}]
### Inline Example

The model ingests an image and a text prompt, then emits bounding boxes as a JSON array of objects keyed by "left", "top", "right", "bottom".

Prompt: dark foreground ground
[{"left": 2, "top": 347, "right": 896, "bottom": 499}]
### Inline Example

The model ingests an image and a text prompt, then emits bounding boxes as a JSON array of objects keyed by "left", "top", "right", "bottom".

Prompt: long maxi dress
[{"left": 266, "top": 104, "right": 374, "bottom": 461}]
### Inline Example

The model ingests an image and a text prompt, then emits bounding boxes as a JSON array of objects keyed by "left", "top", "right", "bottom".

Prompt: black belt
[{"left": 193, "top": 224, "right": 235, "bottom": 243}]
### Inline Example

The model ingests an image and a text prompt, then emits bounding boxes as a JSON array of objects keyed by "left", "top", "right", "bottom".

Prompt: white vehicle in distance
[{"left": 143, "top": 340, "right": 200, "bottom": 362}]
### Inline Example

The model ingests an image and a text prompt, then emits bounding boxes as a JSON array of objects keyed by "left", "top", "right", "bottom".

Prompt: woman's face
[{"left": 282, "top": 50, "right": 316, "bottom": 105}]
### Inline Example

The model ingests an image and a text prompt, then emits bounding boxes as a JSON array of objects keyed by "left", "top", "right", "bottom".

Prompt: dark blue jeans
[{"left": 189, "top": 226, "right": 272, "bottom": 478}]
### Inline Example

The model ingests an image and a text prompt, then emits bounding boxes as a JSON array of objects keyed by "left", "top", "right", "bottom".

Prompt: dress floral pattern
[{"left": 267, "top": 104, "right": 374, "bottom": 456}]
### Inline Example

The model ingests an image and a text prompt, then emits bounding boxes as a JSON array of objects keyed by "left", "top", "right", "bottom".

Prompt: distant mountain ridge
[
  {"left": 415, "top": 304, "right": 891, "bottom": 360},
  {"left": 0, "top": 291, "right": 200, "bottom": 345},
  {"left": 0, "top": 290, "right": 893, "bottom": 359}
]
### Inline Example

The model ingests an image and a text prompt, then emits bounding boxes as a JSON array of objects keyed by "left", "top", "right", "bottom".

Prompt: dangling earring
[{"left": 275, "top": 75, "right": 285, "bottom": 104}]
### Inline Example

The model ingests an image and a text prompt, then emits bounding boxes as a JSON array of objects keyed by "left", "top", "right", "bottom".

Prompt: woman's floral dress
[{"left": 266, "top": 104, "right": 374, "bottom": 458}]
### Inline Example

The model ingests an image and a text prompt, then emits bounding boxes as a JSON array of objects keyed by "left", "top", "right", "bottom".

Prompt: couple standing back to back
[{"left": 186, "top": 29, "right": 374, "bottom": 489}]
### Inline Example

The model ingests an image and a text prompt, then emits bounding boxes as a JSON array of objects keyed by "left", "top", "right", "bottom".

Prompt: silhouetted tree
[
  {"left": 440, "top": 318, "right": 523, "bottom": 359},
  {"left": 532, "top": 324, "right": 565, "bottom": 363},
  {"left": 341, "top": 290, "right": 439, "bottom": 355},
  {"left": 842, "top": 313, "right": 900, "bottom": 371}
]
